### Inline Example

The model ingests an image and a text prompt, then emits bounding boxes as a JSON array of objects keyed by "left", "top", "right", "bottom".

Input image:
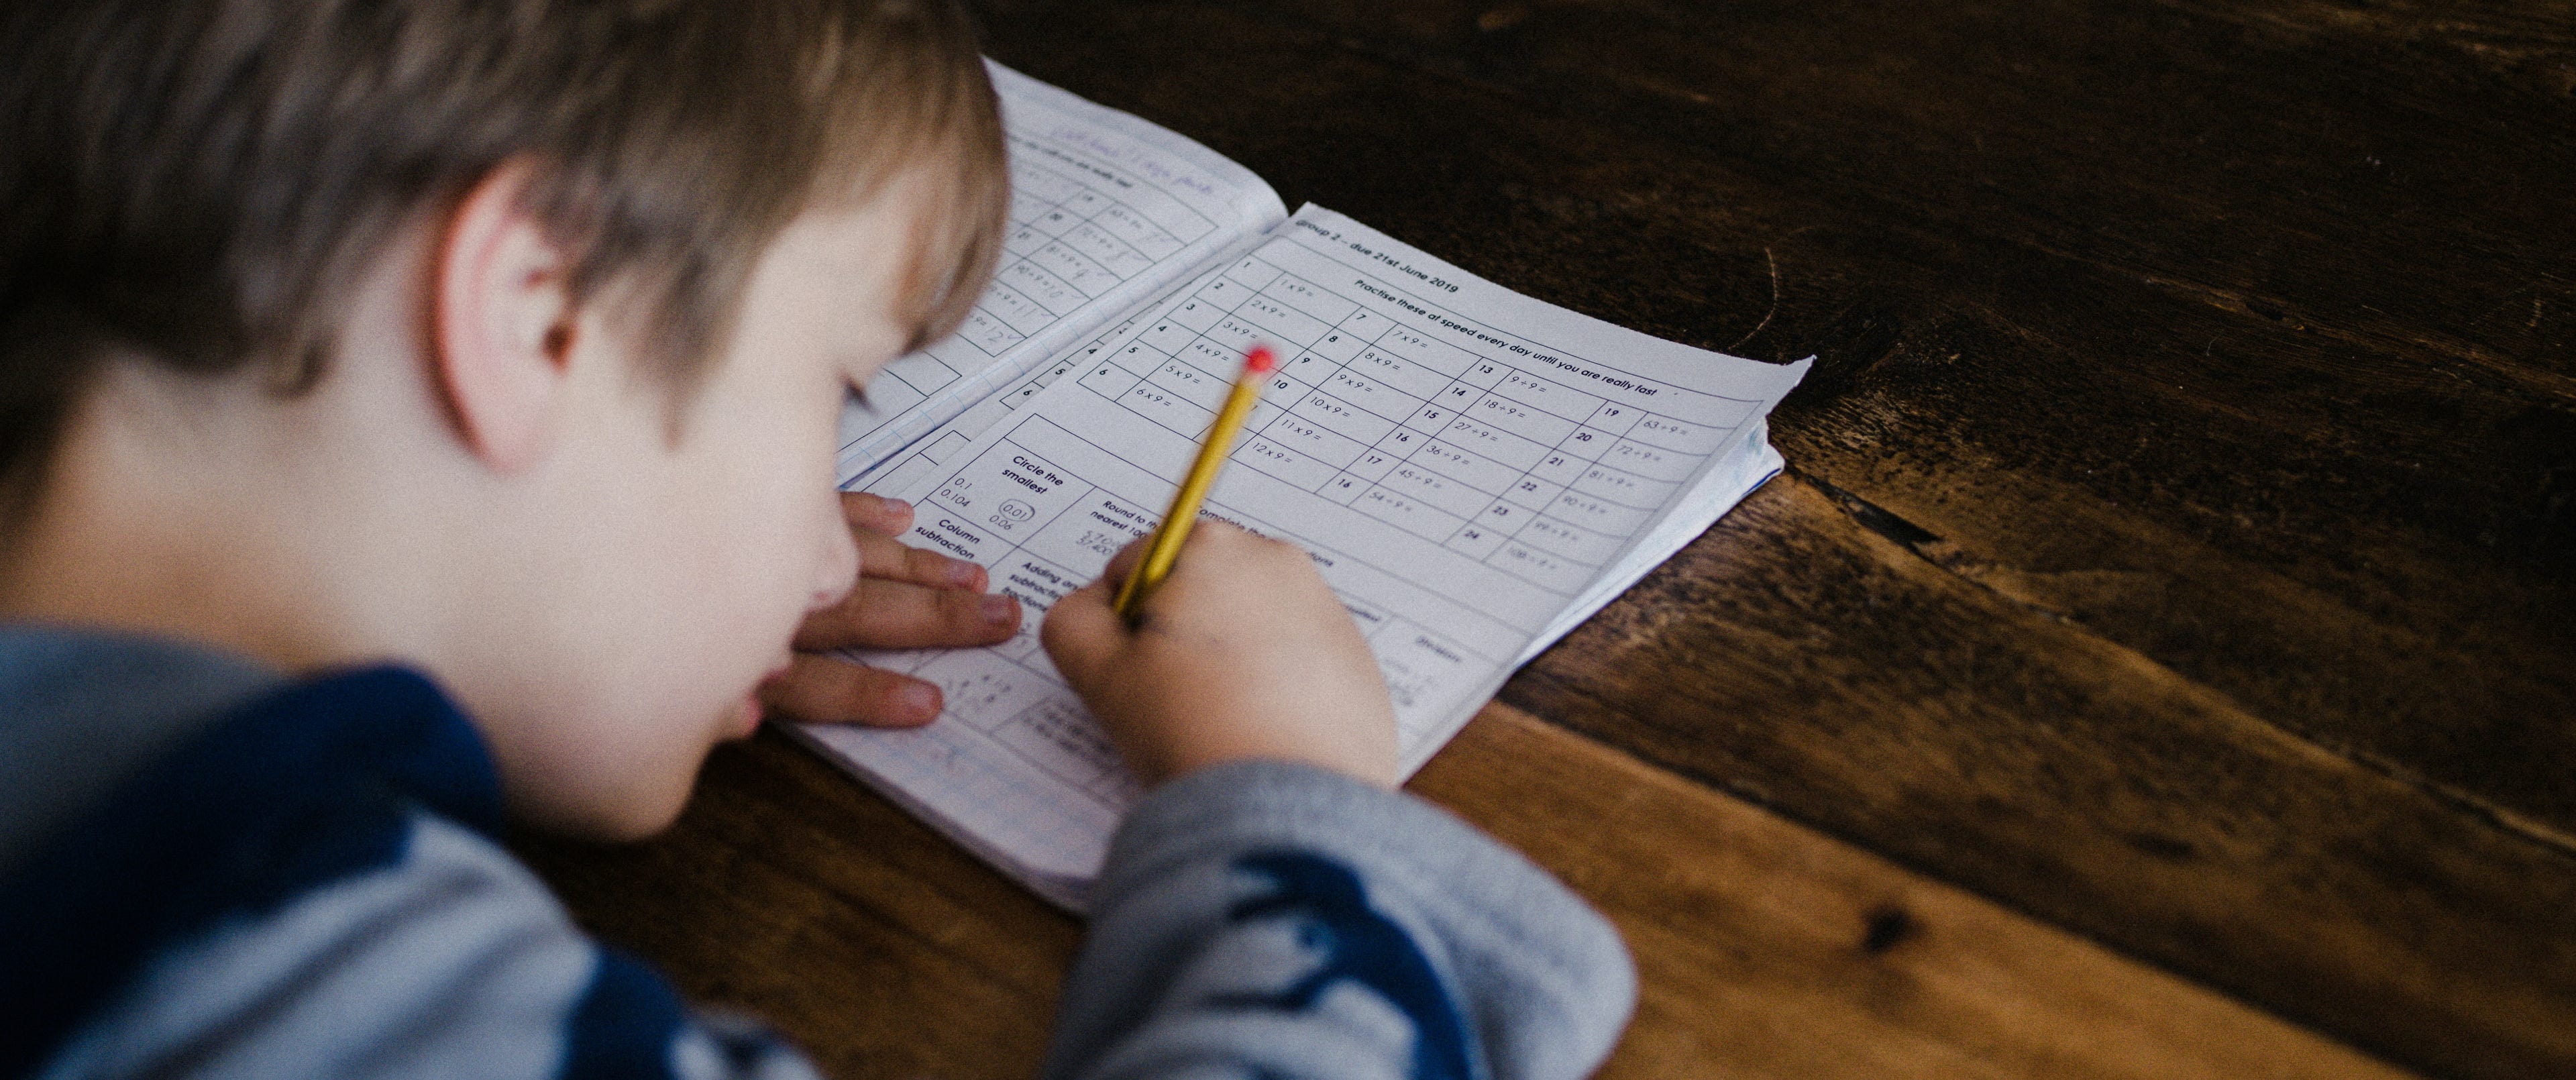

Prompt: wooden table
[{"left": 517, "top": 3, "right": 2576, "bottom": 1077}]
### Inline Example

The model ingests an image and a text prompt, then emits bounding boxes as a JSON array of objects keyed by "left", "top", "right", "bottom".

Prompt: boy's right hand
[{"left": 1042, "top": 523, "right": 1399, "bottom": 789}]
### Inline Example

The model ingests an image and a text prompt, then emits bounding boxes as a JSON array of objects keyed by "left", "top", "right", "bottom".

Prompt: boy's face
[{"left": 478, "top": 172, "right": 936, "bottom": 839}]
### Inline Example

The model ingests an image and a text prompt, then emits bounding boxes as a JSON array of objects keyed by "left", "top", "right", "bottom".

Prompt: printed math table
[
  {"left": 841, "top": 144, "right": 1223, "bottom": 450},
  {"left": 992, "top": 239, "right": 1769, "bottom": 600}
]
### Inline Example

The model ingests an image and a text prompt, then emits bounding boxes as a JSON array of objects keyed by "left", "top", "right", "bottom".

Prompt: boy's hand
[
  {"left": 759, "top": 492, "right": 1020, "bottom": 727},
  {"left": 1042, "top": 522, "right": 1399, "bottom": 788}
]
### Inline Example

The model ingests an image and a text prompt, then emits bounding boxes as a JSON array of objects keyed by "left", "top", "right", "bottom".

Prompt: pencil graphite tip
[{"left": 1245, "top": 345, "right": 1277, "bottom": 374}]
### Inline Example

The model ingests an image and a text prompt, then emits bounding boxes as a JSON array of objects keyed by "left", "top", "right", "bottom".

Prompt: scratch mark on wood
[{"left": 1729, "top": 246, "right": 1783, "bottom": 351}]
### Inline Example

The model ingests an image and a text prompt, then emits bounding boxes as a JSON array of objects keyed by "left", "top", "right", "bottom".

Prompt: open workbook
[{"left": 791, "top": 63, "right": 1811, "bottom": 910}]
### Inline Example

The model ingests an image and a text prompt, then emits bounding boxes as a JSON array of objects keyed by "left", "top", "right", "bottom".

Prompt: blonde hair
[{"left": 0, "top": 0, "right": 1008, "bottom": 506}]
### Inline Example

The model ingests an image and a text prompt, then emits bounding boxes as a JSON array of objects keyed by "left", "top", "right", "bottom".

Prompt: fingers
[
  {"left": 841, "top": 491, "right": 914, "bottom": 535},
  {"left": 796, "top": 490, "right": 1007, "bottom": 651},
  {"left": 1095, "top": 533, "right": 1149, "bottom": 593},
  {"left": 795, "top": 576, "right": 1020, "bottom": 651},
  {"left": 1040, "top": 524, "right": 1242, "bottom": 680},
  {"left": 1093, "top": 519, "right": 1251, "bottom": 600},
  {"left": 759, "top": 653, "right": 942, "bottom": 727},
  {"left": 1138, "top": 519, "right": 1301, "bottom": 601},
  {"left": 1040, "top": 574, "right": 1124, "bottom": 690},
  {"left": 851, "top": 527, "right": 985, "bottom": 589},
  {"left": 837, "top": 493, "right": 985, "bottom": 588}
]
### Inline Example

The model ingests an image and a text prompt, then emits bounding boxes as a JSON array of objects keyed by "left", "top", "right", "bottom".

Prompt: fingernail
[
  {"left": 982, "top": 594, "right": 1018, "bottom": 625},
  {"left": 946, "top": 558, "right": 984, "bottom": 588},
  {"left": 902, "top": 681, "right": 940, "bottom": 719},
  {"left": 879, "top": 496, "right": 912, "bottom": 516}
]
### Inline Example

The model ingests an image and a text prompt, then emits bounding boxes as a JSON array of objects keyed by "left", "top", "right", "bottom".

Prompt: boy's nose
[{"left": 810, "top": 502, "right": 859, "bottom": 611}]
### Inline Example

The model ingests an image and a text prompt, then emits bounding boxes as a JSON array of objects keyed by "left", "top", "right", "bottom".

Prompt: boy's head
[{"left": 1, "top": 0, "right": 1007, "bottom": 836}]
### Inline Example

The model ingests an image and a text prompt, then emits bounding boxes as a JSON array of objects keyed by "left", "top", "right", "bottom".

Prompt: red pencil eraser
[{"left": 1245, "top": 345, "right": 1277, "bottom": 374}]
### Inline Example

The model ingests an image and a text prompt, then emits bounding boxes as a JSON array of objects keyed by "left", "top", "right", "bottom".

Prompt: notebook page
[
  {"left": 834, "top": 62, "right": 1289, "bottom": 480},
  {"left": 1521, "top": 416, "right": 1786, "bottom": 666},
  {"left": 843, "top": 272, "right": 1213, "bottom": 490},
  {"left": 799, "top": 206, "right": 1807, "bottom": 908}
]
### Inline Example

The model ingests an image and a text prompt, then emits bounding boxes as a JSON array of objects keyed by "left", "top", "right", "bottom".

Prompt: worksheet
[
  {"left": 835, "top": 63, "right": 1286, "bottom": 480},
  {"left": 796, "top": 205, "right": 1808, "bottom": 908}
]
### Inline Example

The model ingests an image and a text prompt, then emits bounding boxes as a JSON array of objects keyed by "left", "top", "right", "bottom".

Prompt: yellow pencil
[{"left": 1114, "top": 344, "right": 1279, "bottom": 621}]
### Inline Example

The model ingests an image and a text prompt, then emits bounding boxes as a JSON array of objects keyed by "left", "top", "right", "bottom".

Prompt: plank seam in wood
[
  {"left": 1443, "top": 702, "right": 2416, "bottom": 1078},
  {"left": 1783, "top": 466, "right": 2576, "bottom": 861},
  {"left": 2042, "top": 249, "right": 2576, "bottom": 411}
]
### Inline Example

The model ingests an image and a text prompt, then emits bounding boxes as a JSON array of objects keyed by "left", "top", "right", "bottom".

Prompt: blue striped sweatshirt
[{"left": 0, "top": 626, "right": 1633, "bottom": 1079}]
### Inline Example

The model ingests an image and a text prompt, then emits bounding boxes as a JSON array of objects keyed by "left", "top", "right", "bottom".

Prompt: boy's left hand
[{"left": 757, "top": 492, "right": 1020, "bottom": 728}]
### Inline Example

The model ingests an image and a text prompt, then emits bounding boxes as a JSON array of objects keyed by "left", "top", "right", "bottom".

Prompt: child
[{"left": 0, "top": 1, "right": 1634, "bottom": 1077}]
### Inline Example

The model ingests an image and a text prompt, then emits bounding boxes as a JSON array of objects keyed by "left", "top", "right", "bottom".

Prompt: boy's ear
[{"left": 431, "top": 164, "right": 576, "bottom": 473}]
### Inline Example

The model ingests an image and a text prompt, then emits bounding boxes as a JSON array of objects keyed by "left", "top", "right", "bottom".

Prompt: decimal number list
[{"left": 1070, "top": 252, "right": 1750, "bottom": 596}]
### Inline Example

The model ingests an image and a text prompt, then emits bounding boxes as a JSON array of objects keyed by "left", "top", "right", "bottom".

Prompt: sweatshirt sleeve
[{"left": 1041, "top": 761, "right": 1638, "bottom": 1080}]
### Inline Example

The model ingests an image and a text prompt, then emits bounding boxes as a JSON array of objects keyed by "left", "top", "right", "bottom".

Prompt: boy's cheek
[
  {"left": 488, "top": 711, "right": 725, "bottom": 841},
  {"left": 520, "top": 763, "right": 701, "bottom": 842}
]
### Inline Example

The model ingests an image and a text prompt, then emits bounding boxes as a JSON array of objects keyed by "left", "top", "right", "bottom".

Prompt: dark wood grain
[
  {"left": 947, "top": 3, "right": 2576, "bottom": 1075},
  {"left": 968, "top": 0, "right": 2576, "bottom": 831},
  {"left": 1513, "top": 473, "right": 2576, "bottom": 1079},
  {"left": 523, "top": 709, "right": 2418, "bottom": 1080},
  {"left": 529, "top": 3, "right": 2575, "bottom": 1078},
  {"left": 1417, "top": 704, "right": 2412, "bottom": 1080}
]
